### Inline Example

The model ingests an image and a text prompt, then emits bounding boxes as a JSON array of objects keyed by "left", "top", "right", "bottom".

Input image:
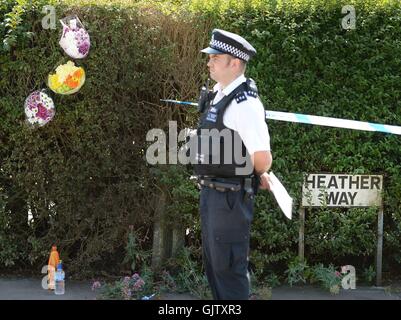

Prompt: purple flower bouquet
[
  {"left": 24, "top": 90, "right": 55, "bottom": 127},
  {"left": 59, "top": 15, "right": 90, "bottom": 59}
]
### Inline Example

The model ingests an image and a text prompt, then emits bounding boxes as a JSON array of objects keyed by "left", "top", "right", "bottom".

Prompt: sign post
[
  {"left": 376, "top": 204, "right": 384, "bottom": 287},
  {"left": 301, "top": 174, "right": 384, "bottom": 286},
  {"left": 298, "top": 207, "right": 305, "bottom": 262}
]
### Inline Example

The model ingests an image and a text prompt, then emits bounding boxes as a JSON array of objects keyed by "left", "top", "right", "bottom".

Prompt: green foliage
[
  {"left": 228, "top": 0, "right": 401, "bottom": 278},
  {"left": 163, "top": 247, "right": 212, "bottom": 299},
  {"left": 157, "top": 269, "right": 179, "bottom": 293},
  {"left": 306, "top": 207, "right": 377, "bottom": 261},
  {"left": 311, "top": 263, "right": 342, "bottom": 294},
  {"left": 251, "top": 191, "right": 298, "bottom": 273},
  {"left": 362, "top": 265, "right": 376, "bottom": 284},
  {"left": 0, "top": 0, "right": 56, "bottom": 53},
  {"left": 264, "top": 273, "right": 281, "bottom": 288},
  {"left": 285, "top": 257, "right": 309, "bottom": 286},
  {"left": 123, "top": 228, "right": 151, "bottom": 273},
  {"left": 151, "top": 165, "right": 199, "bottom": 229},
  {"left": 0, "top": 0, "right": 205, "bottom": 274},
  {"left": 96, "top": 279, "right": 124, "bottom": 299},
  {"left": 1, "top": 0, "right": 401, "bottom": 281}
]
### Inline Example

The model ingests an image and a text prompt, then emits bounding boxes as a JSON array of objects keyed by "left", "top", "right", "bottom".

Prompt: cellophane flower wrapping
[
  {"left": 59, "top": 15, "right": 90, "bottom": 59},
  {"left": 24, "top": 90, "right": 56, "bottom": 127},
  {"left": 48, "top": 61, "right": 86, "bottom": 95}
]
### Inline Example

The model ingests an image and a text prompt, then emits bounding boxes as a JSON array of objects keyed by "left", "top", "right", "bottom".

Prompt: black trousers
[{"left": 200, "top": 186, "right": 254, "bottom": 300}]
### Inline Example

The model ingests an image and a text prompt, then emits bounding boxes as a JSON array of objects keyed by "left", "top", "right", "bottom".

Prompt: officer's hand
[{"left": 258, "top": 172, "right": 272, "bottom": 191}]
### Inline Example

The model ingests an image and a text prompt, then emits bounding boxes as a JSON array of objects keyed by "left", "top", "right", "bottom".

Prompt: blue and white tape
[
  {"left": 161, "top": 99, "right": 199, "bottom": 107},
  {"left": 265, "top": 110, "right": 401, "bottom": 135},
  {"left": 160, "top": 99, "right": 401, "bottom": 135}
]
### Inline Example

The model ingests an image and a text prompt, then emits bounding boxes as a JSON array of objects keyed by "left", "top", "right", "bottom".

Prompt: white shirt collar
[{"left": 213, "top": 74, "right": 246, "bottom": 96}]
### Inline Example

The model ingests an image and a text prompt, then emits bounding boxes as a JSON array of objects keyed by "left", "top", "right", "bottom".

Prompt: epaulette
[
  {"left": 246, "top": 78, "right": 258, "bottom": 98},
  {"left": 235, "top": 91, "right": 247, "bottom": 104}
]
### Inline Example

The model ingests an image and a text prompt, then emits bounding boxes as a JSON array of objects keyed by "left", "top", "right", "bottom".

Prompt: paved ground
[
  {"left": 1, "top": 277, "right": 401, "bottom": 300},
  {"left": 270, "top": 285, "right": 401, "bottom": 300},
  {"left": 0, "top": 277, "right": 97, "bottom": 300}
]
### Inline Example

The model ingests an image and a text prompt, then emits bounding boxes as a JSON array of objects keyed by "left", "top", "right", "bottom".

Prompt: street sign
[{"left": 302, "top": 174, "right": 383, "bottom": 207}]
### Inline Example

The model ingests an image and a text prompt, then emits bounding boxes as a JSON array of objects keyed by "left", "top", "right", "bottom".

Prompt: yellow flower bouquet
[{"left": 48, "top": 61, "right": 85, "bottom": 95}]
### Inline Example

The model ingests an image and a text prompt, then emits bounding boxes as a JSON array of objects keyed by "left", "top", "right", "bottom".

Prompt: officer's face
[{"left": 207, "top": 54, "right": 234, "bottom": 83}]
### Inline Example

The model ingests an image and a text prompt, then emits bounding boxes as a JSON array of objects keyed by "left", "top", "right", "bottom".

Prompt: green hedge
[
  {"left": 218, "top": 1, "right": 401, "bottom": 276},
  {"left": 0, "top": 0, "right": 208, "bottom": 275},
  {"left": 1, "top": 0, "right": 401, "bottom": 279}
]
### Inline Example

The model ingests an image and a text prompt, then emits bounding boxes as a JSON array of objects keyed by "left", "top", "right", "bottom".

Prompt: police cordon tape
[{"left": 160, "top": 99, "right": 401, "bottom": 135}]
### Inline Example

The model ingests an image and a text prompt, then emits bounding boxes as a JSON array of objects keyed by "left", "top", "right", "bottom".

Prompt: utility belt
[{"left": 195, "top": 176, "right": 259, "bottom": 201}]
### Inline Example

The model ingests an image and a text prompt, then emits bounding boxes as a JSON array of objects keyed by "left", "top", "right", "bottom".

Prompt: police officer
[{"left": 194, "top": 29, "right": 273, "bottom": 300}]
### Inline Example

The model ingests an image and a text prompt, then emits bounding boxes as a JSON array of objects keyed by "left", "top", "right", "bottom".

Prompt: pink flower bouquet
[
  {"left": 24, "top": 90, "right": 55, "bottom": 127},
  {"left": 59, "top": 15, "right": 90, "bottom": 59}
]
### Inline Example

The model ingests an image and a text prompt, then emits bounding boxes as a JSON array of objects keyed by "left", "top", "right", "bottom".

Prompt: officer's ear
[
  {"left": 238, "top": 59, "right": 246, "bottom": 72},
  {"left": 231, "top": 57, "right": 246, "bottom": 72}
]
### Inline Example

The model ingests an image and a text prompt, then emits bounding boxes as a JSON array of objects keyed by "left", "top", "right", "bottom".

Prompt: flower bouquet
[
  {"left": 59, "top": 15, "right": 90, "bottom": 59},
  {"left": 48, "top": 61, "right": 85, "bottom": 95},
  {"left": 24, "top": 90, "right": 55, "bottom": 127}
]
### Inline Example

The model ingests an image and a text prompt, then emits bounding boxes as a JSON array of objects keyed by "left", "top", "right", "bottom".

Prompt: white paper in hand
[{"left": 268, "top": 172, "right": 293, "bottom": 219}]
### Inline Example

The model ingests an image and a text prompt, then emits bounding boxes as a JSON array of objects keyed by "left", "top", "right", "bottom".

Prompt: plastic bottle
[
  {"left": 47, "top": 245, "right": 60, "bottom": 290},
  {"left": 55, "top": 261, "right": 65, "bottom": 295}
]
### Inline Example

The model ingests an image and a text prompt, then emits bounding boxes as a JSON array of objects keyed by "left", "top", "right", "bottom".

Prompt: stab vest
[{"left": 192, "top": 78, "right": 259, "bottom": 178}]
